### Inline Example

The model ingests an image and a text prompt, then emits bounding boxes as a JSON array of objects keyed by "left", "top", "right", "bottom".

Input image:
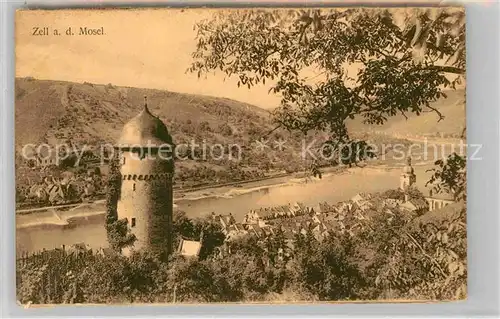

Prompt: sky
[
  {"left": 16, "top": 9, "right": 282, "bottom": 109},
  {"left": 16, "top": 8, "right": 464, "bottom": 110}
]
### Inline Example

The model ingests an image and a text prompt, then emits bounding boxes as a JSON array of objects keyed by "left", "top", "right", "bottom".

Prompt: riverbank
[
  {"left": 16, "top": 171, "right": 296, "bottom": 215},
  {"left": 15, "top": 167, "right": 343, "bottom": 230},
  {"left": 16, "top": 136, "right": 458, "bottom": 214},
  {"left": 17, "top": 161, "right": 441, "bottom": 253},
  {"left": 15, "top": 161, "right": 426, "bottom": 231}
]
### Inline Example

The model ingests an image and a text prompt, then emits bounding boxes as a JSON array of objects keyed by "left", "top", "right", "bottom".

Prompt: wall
[{"left": 116, "top": 150, "right": 174, "bottom": 255}]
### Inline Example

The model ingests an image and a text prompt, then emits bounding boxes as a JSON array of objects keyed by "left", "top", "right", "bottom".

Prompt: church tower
[
  {"left": 116, "top": 96, "right": 174, "bottom": 256},
  {"left": 400, "top": 156, "right": 416, "bottom": 191}
]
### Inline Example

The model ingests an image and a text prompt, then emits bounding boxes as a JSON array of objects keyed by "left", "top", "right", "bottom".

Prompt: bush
[
  {"left": 17, "top": 199, "right": 467, "bottom": 303},
  {"left": 217, "top": 123, "right": 233, "bottom": 136}
]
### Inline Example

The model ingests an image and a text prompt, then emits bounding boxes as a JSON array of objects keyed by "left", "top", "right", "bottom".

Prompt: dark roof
[{"left": 117, "top": 104, "right": 173, "bottom": 147}]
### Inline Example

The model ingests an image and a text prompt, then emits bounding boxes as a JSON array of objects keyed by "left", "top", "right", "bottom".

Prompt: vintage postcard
[{"left": 15, "top": 7, "right": 466, "bottom": 304}]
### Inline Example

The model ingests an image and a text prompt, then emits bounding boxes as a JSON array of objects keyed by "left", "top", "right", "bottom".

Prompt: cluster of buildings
[
  {"left": 30, "top": 146, "right": 102, "bottom": 168},
  {"left": 26, "top": 176, "right": 77, "bottom": 205},
  {"left": 209, "top": 195, "right": 407, "bottom": 249},
  {"left": 22, "top": 169, "right": 103, "bottom": 206},
  {"left": 200, "top": 157, "right": 458, "bottom": 259}
]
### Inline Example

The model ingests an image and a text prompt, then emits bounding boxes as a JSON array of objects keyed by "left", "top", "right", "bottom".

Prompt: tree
[
  {"left": 105, "top": 155, "right": 136, "bottom": 252},
  {"left": 426, "top": 152, "right": 466, "bottom": 202},
  {"left": 189, "top": 8, "right": 465, "bottom": 165},
  {"left": 194, "top": 219, "right": 226, "bottom": 260},
  {"left": 290, "top": 231, "right": 365, "bottom": 300},
  {"left": 172, "top": 210, "right": 197, "bottom": 249}
]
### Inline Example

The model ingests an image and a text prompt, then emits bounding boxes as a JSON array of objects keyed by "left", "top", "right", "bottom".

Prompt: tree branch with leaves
[
  {"left": 189, "top": 7, "right": 466, "bottom": 180},
  {"left": 426, "top": 153, "right": 466, "bottom": 202},
  {"left": 189, "top": 8, "right": 465, "bottom": 138}
]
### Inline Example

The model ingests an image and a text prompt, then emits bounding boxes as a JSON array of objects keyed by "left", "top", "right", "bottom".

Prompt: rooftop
[
  {"left": 178, "top": 238, "right": 202, "bottom": 257},
  {"left": 117, "top": 96, "right": 173, "bottom": 148}
]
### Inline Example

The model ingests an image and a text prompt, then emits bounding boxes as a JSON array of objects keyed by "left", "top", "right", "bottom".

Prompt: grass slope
[
  {"left": 15, "top": 77, "right": 272, "bottom": 149},
  {"left": 16, "top": 77, "right": 465, "bottom": 149},
  {"left": 15, "top": 78, "right": 297, "bottom": 192}
]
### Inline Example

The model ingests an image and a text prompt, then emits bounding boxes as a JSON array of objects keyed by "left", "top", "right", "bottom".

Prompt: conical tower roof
[{"left": 117, "top": 96, "right": 173, "bottom": 148}]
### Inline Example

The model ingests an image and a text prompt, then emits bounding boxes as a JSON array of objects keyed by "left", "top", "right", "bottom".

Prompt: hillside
[
  {"left": 15, "top": 77, "right": 306, "bottom": 197},
  {"left": 16, "top": 78, "right": 466, "bottom": 150},
  {"left": 15, "top": 78, "right": 466, "bottom": 208},
  {"left": 15, "top": 77, "right": 272, "bottom": 149},
  {"left": 347, "top": 89, "right": 466, "bottom": 138}
]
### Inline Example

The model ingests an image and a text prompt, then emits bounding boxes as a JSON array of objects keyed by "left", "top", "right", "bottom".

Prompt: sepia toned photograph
[{"left": 15, "top": 7, "right": 467, "bottom": 304}]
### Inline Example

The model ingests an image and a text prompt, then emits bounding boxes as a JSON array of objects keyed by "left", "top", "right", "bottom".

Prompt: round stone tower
[{"left": 116, "top": 96, "right": 174, "bottom": 256}]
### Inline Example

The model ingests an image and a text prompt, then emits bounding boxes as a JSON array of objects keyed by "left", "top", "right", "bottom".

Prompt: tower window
[
  {"left": 131, "top": 218, "right": 136, "bottom": 227},
  {"left": 133, "top": 183, "right": 136, "bottom": 191}
]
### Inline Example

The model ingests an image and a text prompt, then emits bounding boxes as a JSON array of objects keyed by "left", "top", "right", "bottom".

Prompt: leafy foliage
[
  {"left": 105, "top": 155, "right": 136, "bottom": 252},
  {"left": 426, "top": 152, "right": 466, "bottom": 201},
  {"left": 188, "top": 8, "right": 466, "bottom": 178},
  {"left": 18, "top": 197, "right": 466, "bottom": 303},
  {"left": 189, "top": 8, "right": 464, "bottom": 139}
]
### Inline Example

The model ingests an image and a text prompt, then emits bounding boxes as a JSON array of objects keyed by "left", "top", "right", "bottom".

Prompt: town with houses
[
  {"left": 18, "top": 101, "right": 460, "bottom": 266},
  {"left": 178, "top": 158, "right": 459, "bottom": 259},
  {"left": 16, "top": 147, "right": 108, "bottom": 208}
]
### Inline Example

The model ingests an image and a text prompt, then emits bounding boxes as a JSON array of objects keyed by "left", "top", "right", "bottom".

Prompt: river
[{"left": 16, "top": 164, "right": 436, "bottom": 254}]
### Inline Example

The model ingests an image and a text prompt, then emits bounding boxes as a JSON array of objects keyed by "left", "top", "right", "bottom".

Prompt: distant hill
[
  {"left": 15, "top": 77, "right": 273, "bottom": 149},
  {"left": 15, "top": 77, "right": 465, "bottom": 176},
  {"left": 16, "top": 78, "right": 465, "bottom": 149},
  {"left": 15, "top": 78, "right": 305, "bottom": 190},
  {"left": 347, "top": 89, "right": 466, "bottom": 138}
]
